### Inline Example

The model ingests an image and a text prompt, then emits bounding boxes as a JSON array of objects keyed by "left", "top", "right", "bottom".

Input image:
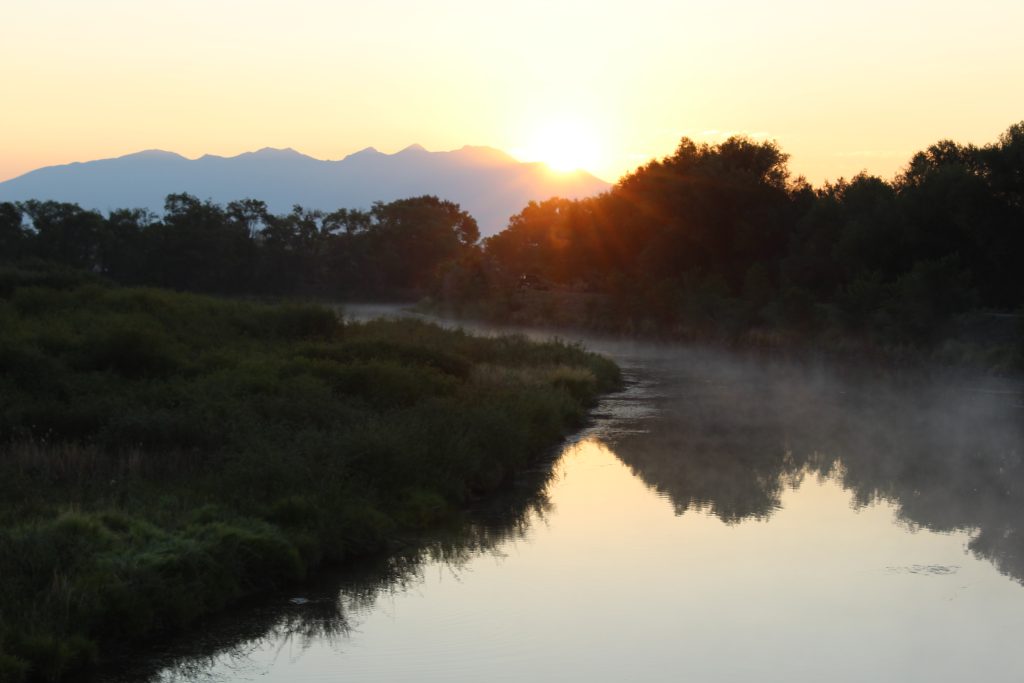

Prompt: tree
[
  {"left": 20, "top": 200, "right": 105, "bottom": 269},
  {"left": 99, "top": 208, "right": 152, "bottom": 282},
  {"left": 363, "top": 196, "right": 479, "bottom": 295},
  {"left": 0, "top": 202, "right": 26, "bottom": 262},
  {"left": 148, "top": 193, "right": 253, "bottom": 292}
]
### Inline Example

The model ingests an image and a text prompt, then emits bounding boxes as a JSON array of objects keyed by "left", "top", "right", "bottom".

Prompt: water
[{"left": 108, "top": 314, "right": 1024, "bottom": 682}]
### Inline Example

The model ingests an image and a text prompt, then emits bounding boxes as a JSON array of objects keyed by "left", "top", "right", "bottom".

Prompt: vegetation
[
  {"left": 447, "top": 123, "right": 1024, "bottom": 370},
  {"left": 0, "top": 266, "right": 620, "bottom": 681},
  {"left": 0, "top": 123, "right": 1019, "bottom": 680},
  {"left": 3, "top": 123, "right": 1022, "bottom": 368},
  {"left": 0, "top": 194, "right": 478, "bottom": 300}
]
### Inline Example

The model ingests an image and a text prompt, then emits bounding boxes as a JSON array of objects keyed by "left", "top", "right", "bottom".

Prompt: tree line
[
  {"left": 467, "top": 122, "right": 1024, "bottom": 348},
  {"left": 0, "top": 194, "right": 478, "bottom": 299},
  {"left": 2, "top": 123, "right": 1022, "bottom": 353}
]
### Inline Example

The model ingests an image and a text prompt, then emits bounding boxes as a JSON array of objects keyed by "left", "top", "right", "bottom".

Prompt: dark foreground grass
[{"left": 0, "top": 266, "right": 620, "bottom": 682}]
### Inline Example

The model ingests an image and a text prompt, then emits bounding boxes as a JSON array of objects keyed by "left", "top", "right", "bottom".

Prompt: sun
[{"left": 520, "top": 120, "right": 601, "bottom": 174}]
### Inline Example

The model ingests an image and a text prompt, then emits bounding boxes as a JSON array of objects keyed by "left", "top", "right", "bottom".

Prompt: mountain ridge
[{"left": 0, "top": 145, "right": 611, "bottom": 235}]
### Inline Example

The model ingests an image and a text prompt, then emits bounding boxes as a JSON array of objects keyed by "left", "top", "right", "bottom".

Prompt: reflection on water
[
  {"left": 111, "top": 324, "right": 1024, "bottom": 682},
  {"left": 98, "top": 452, "right": 558, "bottom": 682},
  {"left": 596, "top": 347, "right": 1024, "bottom": 582}
]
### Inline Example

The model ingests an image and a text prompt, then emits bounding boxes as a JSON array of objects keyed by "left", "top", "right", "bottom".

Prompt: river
[{"left": 104, "top": 309, "right": 1024, "bottom": 682}]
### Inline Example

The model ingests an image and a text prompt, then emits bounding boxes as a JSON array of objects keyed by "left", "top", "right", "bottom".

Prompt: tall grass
[{"left": 0, "top": 265, "right": 620, "bottom": 681}]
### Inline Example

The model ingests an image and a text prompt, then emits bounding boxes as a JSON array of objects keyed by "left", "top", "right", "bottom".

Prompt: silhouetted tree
[
  {"left": 0, "top": 202, "right": 26, "bottom": 262},
  {"left": 361, "top": 196, "right": 479, "bottom": 296},
  {"left": 5, "top": 122, "right": 1022, "bottom": 353},
  {"left": 145, "top": 193, "right": 252, "bottom": 292},
  {"left": 21, "top": 200, "right": 105, "bottom": 269},
  {"left": 474, "top": 124, "right": 1024, "bottom": 349},
  {"left": 99, "top": 208, "right": 151, "bottom": 283}
]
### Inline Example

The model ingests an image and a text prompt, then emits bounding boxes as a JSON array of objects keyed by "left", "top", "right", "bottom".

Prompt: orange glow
[{"left": 2, "top": 1, "right": 1024, "bottom": 185}]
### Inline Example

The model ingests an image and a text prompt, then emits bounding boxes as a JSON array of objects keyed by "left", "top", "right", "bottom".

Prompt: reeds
[{"left": 0, "top": 267, "right": 620, "bottom": 681}]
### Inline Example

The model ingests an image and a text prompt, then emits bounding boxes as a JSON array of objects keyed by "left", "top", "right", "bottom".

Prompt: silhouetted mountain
[{"left": 0, "top": 145, "right": 610, "bottom": 236}]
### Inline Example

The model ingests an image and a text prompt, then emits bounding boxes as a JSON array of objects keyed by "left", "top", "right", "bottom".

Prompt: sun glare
[{"left": 520, "top": 120, "right": 600, "bottom": 174}]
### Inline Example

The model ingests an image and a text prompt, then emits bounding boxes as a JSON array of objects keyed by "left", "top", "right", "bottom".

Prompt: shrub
[
  {"left": 76, "top": 323, "right": 181, "bottom": 377},
  {"left": 234, "top": 304, "right": 340, "bottom": 340}
]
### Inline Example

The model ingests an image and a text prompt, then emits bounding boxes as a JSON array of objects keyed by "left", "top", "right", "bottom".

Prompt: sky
[{"left": 3, "top": 0, "right": 1023, "bottom": 185}]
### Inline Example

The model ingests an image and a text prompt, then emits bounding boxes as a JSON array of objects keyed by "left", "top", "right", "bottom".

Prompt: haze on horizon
[{"left": 4, "top": 0, "right": 1023, "bottom": 186}]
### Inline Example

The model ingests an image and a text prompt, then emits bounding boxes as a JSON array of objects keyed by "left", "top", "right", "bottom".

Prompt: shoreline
[{"left": 0, "top": 277, "right": 622, "bottom": 682}]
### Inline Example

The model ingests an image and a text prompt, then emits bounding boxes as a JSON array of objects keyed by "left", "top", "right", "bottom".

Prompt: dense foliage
[
  {"left": 0, "top": 267, "right": 619, "bottom": 681},
  {"left": 0, "top": 194, "right": 478, "bottom": 300},
  {"left": 465, "top": 123, "right": 1024, "bottom": 362}
]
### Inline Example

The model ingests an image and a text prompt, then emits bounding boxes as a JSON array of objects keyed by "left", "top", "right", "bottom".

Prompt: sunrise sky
[{"left": 4, "top": 0, "right": 1023, "bottom": 185}]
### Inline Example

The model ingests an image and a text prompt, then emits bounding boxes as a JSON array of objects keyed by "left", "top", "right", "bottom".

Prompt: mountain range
[{"left": 0, "top": 145, "right": 611, "bottom": 236}]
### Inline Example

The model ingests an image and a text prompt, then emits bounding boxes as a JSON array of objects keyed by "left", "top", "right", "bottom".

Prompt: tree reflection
[{"left": 597, "top": 353, "right": 1024, "bottom": 582}]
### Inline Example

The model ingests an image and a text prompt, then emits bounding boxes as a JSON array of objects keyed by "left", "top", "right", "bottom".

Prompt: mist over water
[
  {"left": 596, "top": 341, "right": 1024, "bottom": 569},
  {"left": 112, "top": 313, "right": 1024, "bottom": 682}
]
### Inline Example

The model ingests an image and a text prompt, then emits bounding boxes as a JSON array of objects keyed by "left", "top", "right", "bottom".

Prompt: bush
[
  {"left": 76, "top": 323, "right": 181, "bottom": 377},
  {"left": 235, "top": 304, "right": 340, "bottom": 340}
]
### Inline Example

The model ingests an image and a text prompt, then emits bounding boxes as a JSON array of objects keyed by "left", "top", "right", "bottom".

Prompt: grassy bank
[{"left": 0, "top": 266, "right": 620, "bottom": 682}]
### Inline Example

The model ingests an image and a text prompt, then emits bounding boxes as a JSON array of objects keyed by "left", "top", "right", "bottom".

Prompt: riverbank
[
  {"left": 428, "top": 287, "right": 1024, "bottom": 378},
  {"left": 0, "top": 267, "right": 620, "bottom": 682}
]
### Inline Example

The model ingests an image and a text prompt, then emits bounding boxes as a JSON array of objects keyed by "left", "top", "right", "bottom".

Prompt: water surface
[{"left": 112, "top": 315, "right": 1024, "bottom": 682}]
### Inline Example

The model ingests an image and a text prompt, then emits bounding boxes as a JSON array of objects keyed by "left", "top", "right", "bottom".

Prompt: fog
[
  {"left": 353, "top": 306, "right": 1024, "bottom": 583},
  {"left": 581, "top": 340, "right": 1024, "bottom": 582}
]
